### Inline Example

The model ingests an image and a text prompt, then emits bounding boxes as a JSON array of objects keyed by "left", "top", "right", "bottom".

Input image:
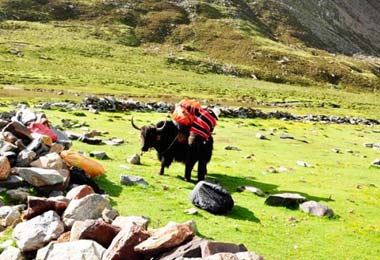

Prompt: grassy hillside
[{"left": 0, "top": 0, "right": 380, "bottom": 101}]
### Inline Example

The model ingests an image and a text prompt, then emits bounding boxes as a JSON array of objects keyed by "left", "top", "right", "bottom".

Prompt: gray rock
[
  {"left": 15, "top": 150, "right": 36, "bottom": 167},
  {"left": 13, "top": 210, "right": 64, "bottom": 251},
  {"left": 184, "top": 208, "right": 198, "bottom": 215},
  {"left": 363, "top": 143, "right": 373, "bottom": 148},
  {"left": 13, "top": 167, "right": 64, "bottom": 187},
  {"left": 331, "top": 148, "right": 341, "bottom": 153},
  {"left": 279, "top": 133, "right": 294, "bottom": 139},
  {"left": 104, "top": 138, "right": 124, "bottom": 146},
  {"left": 89, "top": 151, "right": 108, "bottom": 160},
  {"left": 255, "top": 133, "right": 267, "bottom": 140},
  {"left": 62, "top": 194, "right": 110, "bottom": 227},
  {"left": 189, "top": 181, "right": 234, "bottom": 215},
  {"left": 224, "top": 146, "right": 241, "bottom": 151},
  {"left": 120, "top": 175, "right": 149, "bottom": 188},
  {"left": 0, "top": 176, "right": 25, "bottom": 189},
  {"left": 0, "top": 246, "right": 25, "bottom": 260},
  {"left": 126, "top": 154, "right": 141, "bottom": 165},
  {"left": 243, "top": 186, "right": 265, "bottom": 196},
  {"left": 265, "top": 193, "right": 306, "bottom": 208},
  {"left": 6, "top": 188, "right": 30, "bottom": 203},
  {"left": 300, "top": 201, "right": 334, "bottom": 217},
  {"left": 371, "top": 159, "right": 380, "bottom": 167},
  {"left": 201, "top": 241, "right": 248, "bottom": 257},
  {"left": 36, "top": 239, "right": 105, "bottom": 260},
  {"left": 102, "top": 205, "right": 119, "bottom": 223}
]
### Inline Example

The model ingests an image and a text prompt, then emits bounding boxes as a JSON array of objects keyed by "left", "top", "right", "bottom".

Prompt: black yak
[{"left": 131, "top": 117, "right": 213, "bottom": 182}]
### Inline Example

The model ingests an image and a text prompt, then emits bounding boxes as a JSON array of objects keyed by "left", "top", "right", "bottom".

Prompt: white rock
[{"left": 13, "top": 211, "right": 64, "bottom": 251}]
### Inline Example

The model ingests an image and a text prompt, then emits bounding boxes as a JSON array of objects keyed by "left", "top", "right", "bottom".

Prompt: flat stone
[
  {"left": 13, "top": 167, "right": 64, "bottom": 187},
  {"left": 331, "top": 148, "right": 340, "bottom": 153},
  {"left": 135, "top": 221, "right": 195, "bottom": 257},
  {"left": 156, "top": 237, "right": 205, "bottom": 260},
  {"left": 224, "top": 146, "right": 241, "bottom": 151},
  {"left": 0, "top": 176, "right": 25, "bottom": 189},
  {"left": 243, "top": 186, "right": 265, "bottom": 196},
  {"left": 104, "top": 138, "right": 124, "bottom": 146},
  {"left": 363, "top": 143, "right": 373, "bottom": 148},
  {"left": 265, "top": 193, "right": 307, "bottom": 208},
  {"left": 184, "top": 208, "right": 198, "bottom": 215},
  {"left": 279, "top": 133, "right": 294, "bottom": 139},
  {"left": 255, "top": 133, "right": 266, "bottom": 140},
  {"left": 300, "top": 201, "right": 334, "bottom": 217},
  {"left": 112, "top": 216, "right": 150, "bottom": 230},
  {"left": 201, "top": 241, "right": 248, "bottom": 257},
  {"left": 120, "top": 175, "right": 148, "bottom": 188},
  {"left": 36, "top": 239, "right": 105, "bottom": 260}
]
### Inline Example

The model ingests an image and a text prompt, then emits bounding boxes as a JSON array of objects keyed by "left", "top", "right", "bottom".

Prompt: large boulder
[
  {"left": 13, "top": 210, "right": 64, "bottom": 251},
  {"left": 13, "top": 167, "right": 64, "bottom": 187},
  {"left": 36, "top": 240, "right": 105, "bottom": 260},
  {"left": 62, "top": 193, "right": 110, "bottom": 227},
  {"left": 102, "top": 223, "right": 150, "bottom": 260},
  {"left": 189, "top": 181, "right": 234, "bottom": 214},
  {"left": 135, "top": 221, "right": 195, "bottom": 257}
]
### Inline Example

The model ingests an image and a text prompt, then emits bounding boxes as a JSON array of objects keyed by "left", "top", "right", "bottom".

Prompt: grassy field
[{"left": 1, "top": 106, "right": 380, "bottom": 260}]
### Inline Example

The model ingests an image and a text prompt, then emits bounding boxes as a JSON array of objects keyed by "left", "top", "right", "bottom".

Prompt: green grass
[{"left": 2, "top": 107, "right": 380, "bottom": 259}]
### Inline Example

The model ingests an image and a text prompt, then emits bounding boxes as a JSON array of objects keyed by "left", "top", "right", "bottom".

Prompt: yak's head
[{"left": 131, "top": 117, "right": 166, "bottom": 152}]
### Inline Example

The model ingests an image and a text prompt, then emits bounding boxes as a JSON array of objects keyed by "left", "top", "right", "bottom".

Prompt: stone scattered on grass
[
  {"left": 331, "top": 148, "right": 340, "bottom": 153},
  {"left": 363, "top": 143, "right": 373, "bottom": 148},
  {"left": 300, "top": 201, "right": 334, "bottom": 217},
  {"left": 265, "top": 193, "right": 306, "bottom": 208},
  {"left": 371, "top": 159, "right": 380, "bottom": 167},
  {"left": 296, "top": 161, "right": 313, "bottom": 168},
  {"left": 89, "top": 151, "right": 108, "bottom": 160},
  {"left": 127, "top": 154, "right": 141, "bottom": 165},
  {"left": 243, "top": 186, "right": 265, "bottom": 196},
  {"left": 189, "top": 181, "right": 234, "bottom": 215},
  {"left": 120, "top": 175, "right": 149, "bottom": 188},
  {"left": 224, "top": 146, "right": 241, "bottom": 151},
  {"left": 184, "top": 208, "right": 198, "bottom": 215},
  {"left": 255, "top": 133, "right": 267, "bottom": 140},
  {"left": 104, "top": 138, "right": 124, "bottom": 146},
  {"left": 279, "top": 133, "right": 294, "bottom": 139}
]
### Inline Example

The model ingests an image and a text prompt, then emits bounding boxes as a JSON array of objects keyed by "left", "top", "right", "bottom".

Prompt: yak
[{"left": 131, "top": 117, "right": 213, "bottom": 182}]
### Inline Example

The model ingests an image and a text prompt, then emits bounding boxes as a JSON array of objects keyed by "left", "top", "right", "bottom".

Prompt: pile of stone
[
  {"left": 0, "top": 107, "right": 265, "bottom": 259},
  {"left": 30, "top": 97, "right": 380, "bottom": 126}
]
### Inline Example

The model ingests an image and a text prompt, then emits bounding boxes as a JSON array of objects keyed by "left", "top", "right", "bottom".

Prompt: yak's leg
[
  {"left": 159, "top": 164, "right": 165, "bottom": 175},
  {"left": 197, "top": 160, "right": 207, "bottom": 182},
  {"left": 185, "top": 159, "right": 196, "bottom": 182}
]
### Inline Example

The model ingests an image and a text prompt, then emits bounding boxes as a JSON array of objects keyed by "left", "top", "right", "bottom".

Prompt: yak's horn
[
  {"left": 156, "top": 120, "right": 167, "bottom": 132},
  {"left": 131, "top": 117, "right": 141, "bottom": 130}
]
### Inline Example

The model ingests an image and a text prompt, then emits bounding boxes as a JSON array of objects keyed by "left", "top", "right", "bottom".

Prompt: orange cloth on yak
[
  {"left": 171, "top": 98, "right": 201, "bottom": 126},
  {"left": 60, "top": 150, "right": 106, "bottom": 178}
]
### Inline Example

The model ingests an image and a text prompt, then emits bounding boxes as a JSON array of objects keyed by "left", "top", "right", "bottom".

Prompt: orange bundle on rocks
[{"left": 60, "top": 150, "right": 106, "bottom": 178}]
